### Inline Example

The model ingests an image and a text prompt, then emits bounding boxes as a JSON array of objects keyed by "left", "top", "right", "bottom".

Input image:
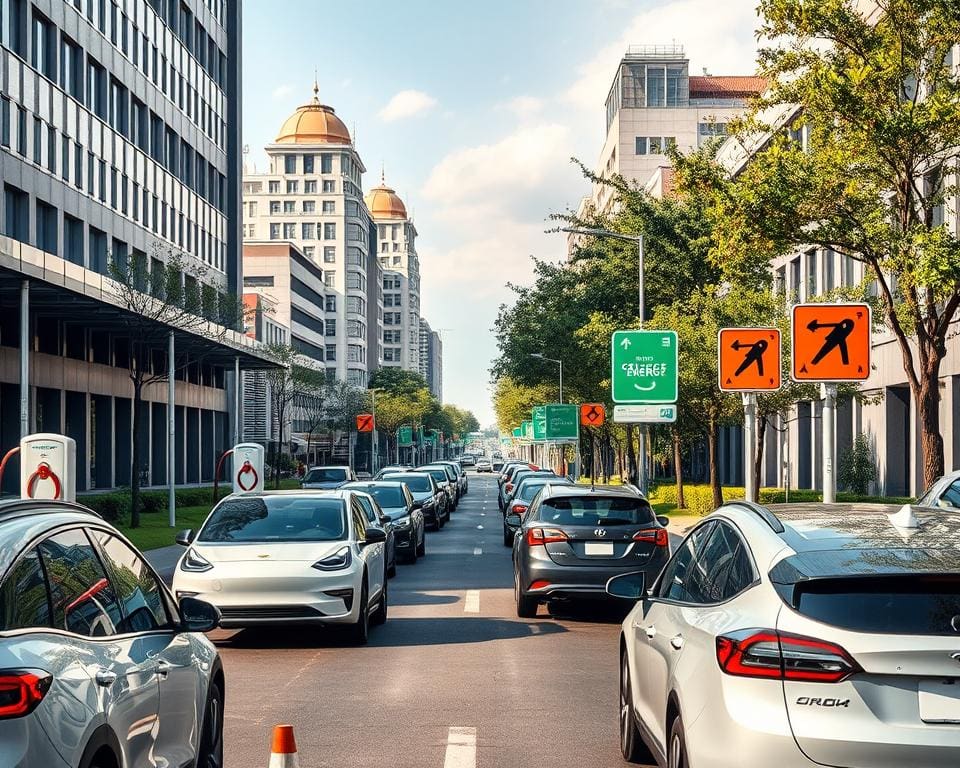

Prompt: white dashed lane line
[
  {"left": 443, "top": 727, "right": 477, "bottom": 768},
  {"left": 473, "top": 547, "right": 482, "bottom": 556},
  {"left": 464, "top": 590, "right": 480, "bottom": 613}
]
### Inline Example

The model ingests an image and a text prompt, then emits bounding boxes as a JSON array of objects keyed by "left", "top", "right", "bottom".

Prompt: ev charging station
[
  {"left": 19, "top": 433, "right": 77, "bottom": 502},
  {"left": 231, "top": 443, "right": 264, "bottom": 494}
]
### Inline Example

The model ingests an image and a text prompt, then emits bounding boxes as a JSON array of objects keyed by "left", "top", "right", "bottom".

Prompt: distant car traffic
[
  {"left": 173, "top": 490, "right": 388, "bottom": 643},
  {"left": 348, "top": 489, "right": 398, "bottom": 578},
  {"left": 374, "top": 465, "right": 413, "bottom": 479},
  {"left": 503, "top": 475, "right": 575, "bottom": 545},
  {"left": 417, "top": 465, "right": 459, "bottom": 510},
  {"left": 510, "top": 484, "right": 669, "bottom": 618},
  {"left": 385, "top": 472, "right": 448, "bottom": 529},
  {"left": 0, "top": 498, "right": 224, "bottom": 768},
  {"left": 499, "top": 466, "right": 549, "bottom": 510},
  {"left": 301, "top": 465, "right": 357, "bottom": 489},
  {"left": 611, "top": 501, "right": 960, "bottom": 767},
  {"left": 476, "top": 458, "right": 493, "bottom": 472},
  {"left": 459, "top": 455, "right": 477, "bottom": 467},
  {"left": 437, "top": 459, "right": 469, "bottom": 497},
  {"left": 492, "top": 460, "right": 505, "bottom": 472},
  {"left": 344, "top": 481, "right": 426, "bottom": 563}
]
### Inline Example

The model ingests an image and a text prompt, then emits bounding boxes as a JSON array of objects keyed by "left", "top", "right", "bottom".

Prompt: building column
[{"left": 19, "top": 280, "right": 29, "bottom": 437}]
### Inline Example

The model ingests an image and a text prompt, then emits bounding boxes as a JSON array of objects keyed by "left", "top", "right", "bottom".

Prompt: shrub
[
  {"left": 839, "top": 434, "right": 877, "bottom": 495},
  {"left": 84, "top": 492, "right": 131, "bottom": 523}
]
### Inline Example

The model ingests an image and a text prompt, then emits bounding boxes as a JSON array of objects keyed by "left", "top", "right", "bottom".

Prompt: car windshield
[
  {"left": 539, "top": 496, "right": 653, "bottom": 526},
  {"left": 389, "top": 474, "right": 432, "bottom": 492},
  {"left": 352, "top": 485, "right": 404, "bottom": 507},
  {"left": 198, "top": 497, "right": 347, "bottom": 542},
  {"left": 303, "top": 468, "right": 347, "bottom": 483}
]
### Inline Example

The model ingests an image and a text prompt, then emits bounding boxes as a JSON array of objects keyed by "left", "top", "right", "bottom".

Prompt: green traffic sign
[
  {"left": 512, "top": 427, "right": 522, "bottom": 438},
  {"left": 521, "top": 420, "right": 533, "bottom": 440},
  {"left": 611, "top": 330, "right": 679, "bottom": 404},
  {"left": 532, "top": 406, "right": 547, "bottom": 441},
  {"left": 398, "top": 426, "right": 414, "bottom": 446},
  {"left": 545, "top": 404, "right": 578, "bottom": 440}
]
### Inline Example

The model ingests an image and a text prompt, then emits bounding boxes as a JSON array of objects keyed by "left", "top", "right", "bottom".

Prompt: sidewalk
[{"left": 144, "top": 545, "right": 182, "bottom": 584}]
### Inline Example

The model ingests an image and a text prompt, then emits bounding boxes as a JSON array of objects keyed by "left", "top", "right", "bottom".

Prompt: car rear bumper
[{"left": 518, "top": 553, "right": 668, "bottom": 600}]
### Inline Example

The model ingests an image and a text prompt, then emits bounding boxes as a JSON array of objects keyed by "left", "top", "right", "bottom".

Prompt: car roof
[
  {"left": 540, "top": 483, "right": 641, "bottom": 498},
  {"left": 345, "top": 480, "right": 405, "bottom": 488},
  {"left": 223, "top": 489, "right": 353, "bottom": 500},
  {"left": 0, "top": 499, "right": 109, "bottom": 576}
]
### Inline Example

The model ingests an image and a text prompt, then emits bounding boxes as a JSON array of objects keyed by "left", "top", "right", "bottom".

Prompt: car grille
[{"left": 218, "top": 606, "right": 327, "bottom": 620}]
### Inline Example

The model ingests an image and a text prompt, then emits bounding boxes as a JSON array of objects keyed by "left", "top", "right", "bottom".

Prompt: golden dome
[
  {"left": 364, "top": 173, "right": 408, "bottom": 219},
  {"left": 275, "top": 83, "right": 351, "bottom": 145}
]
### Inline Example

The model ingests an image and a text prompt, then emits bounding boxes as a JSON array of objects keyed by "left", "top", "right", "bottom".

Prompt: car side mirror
[
  {"left": 656, "top": 516, "right": 670, "bottom": 528},
  {"left": 362, "top": 528, "right": 387, "bottom": 546},
  {"left": 179, "top": 596, "right": 221, "bottom": 632},
  {"left": 175, "top": 529, "right": 194, "bottom": 546},
  {"left": 505, "top": 513, "right": 522, "bottom": 527},
  {"left": 606, "top": 572, "right": 647, "bottom": 600}
]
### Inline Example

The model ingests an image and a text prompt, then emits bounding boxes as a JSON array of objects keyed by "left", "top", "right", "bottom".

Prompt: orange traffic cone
[{"left": 269, "top": 724, "right": 300, "bottom": 768}]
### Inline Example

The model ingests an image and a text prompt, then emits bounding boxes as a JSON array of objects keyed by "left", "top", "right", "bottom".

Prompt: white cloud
[
  {"left": 497, "top": 95, "right": 545, "bottom": 120},
  {"left": 564, "top": 0, "right": 761, "bottom": 111},
  {"left": 378, "top": 89, "right": 438, "bottom": 122},
  {"left": 271, "top": 84, "right": 294, "bottom": 100}
]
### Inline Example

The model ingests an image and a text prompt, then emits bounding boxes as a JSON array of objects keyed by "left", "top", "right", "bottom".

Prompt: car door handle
[
  {"left": 670, "top": 634, "right": 684, "bottom": 650},
  {"left": 155, "top": 660, "right": 172, "bottom": 678},
  {"left": 95, "top": 668, "right": 117, "bottom": 687},
  {"left": 644, "top": 625, "right": 657, "bottom": 639}
]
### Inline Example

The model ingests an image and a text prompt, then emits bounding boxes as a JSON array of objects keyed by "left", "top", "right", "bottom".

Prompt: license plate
[
  {"left": 919, "top": 680, "right": 960, "bottom": 723},
  {"left": 584, "top": 542, "right": 614, "bottom": 556}
]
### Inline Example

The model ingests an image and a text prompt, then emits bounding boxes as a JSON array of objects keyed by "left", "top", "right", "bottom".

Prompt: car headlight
[
  {"left": 181, "top": 548, "right": 213, "bottom": 572},
  {"left": 392, "top": 515, "right": 412, "bottom": 530},
  {"left": 312, "top": 546, "right": 352, "bottom": 571}
]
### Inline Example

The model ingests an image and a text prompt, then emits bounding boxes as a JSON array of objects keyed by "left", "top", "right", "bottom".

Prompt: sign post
[{"left": 792, "top": 303, "right": 871, "bottom": 504}]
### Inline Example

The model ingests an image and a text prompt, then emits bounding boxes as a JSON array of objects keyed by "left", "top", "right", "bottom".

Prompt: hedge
[{"left": 80, "top": 487, "right": 217, "bottom": 523}]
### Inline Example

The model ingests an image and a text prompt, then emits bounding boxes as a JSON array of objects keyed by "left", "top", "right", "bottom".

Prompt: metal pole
[
  {"left": 784, "top": 413, "right": 791, "bottom": 503},
  {"left": 822, "top": 384, "right": 837, "bottom": 503},
  {"left": 371, "top": 389, "right": 378, "bottom": 475},
  {"left": 559, "top": 360, "right": 563, "bottom": 404},
  {"left": 743, "top": 393, "right": 757, "bottom": 502},
  {"left": 168, "top": 332, "right": 176, "bottom": 527},
  {"left": 638, "top": 236, "right": 645, "bottom": 326},
  {"left": 233, "top": 356, "right": 240, "bottom": 446},
  {"left": 19, "top": 280, "right": 29, "bottom": 437},
  {"left": 636, "top": 236, "right": 648, "bottom": 496}
]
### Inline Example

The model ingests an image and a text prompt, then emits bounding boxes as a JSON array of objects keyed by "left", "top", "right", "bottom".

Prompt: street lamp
[
  {"left": 529, "top": 353, "right": 563, "bottom": 403},
  {"left": 561, "top": 226, "right": 647, "bottom": 494},
  {"left": 368, "top": 387, "right": 385, "bottom": 474}
]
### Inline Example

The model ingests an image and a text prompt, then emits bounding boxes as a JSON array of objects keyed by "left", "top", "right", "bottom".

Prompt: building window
[
  {"left": 31, "top": 10, "right": 55, "bottom": 80},
  {"left": 302, "top": 223, "right": 315, "bottom": 240},
  {"left": 302, "top": 246, "right": 314, "bottom": 258},
  {"left": 325, "top": 344, "right": 336, "bottom": 361},
  {"left": 304, "top": 180, "right": 317, "bottom": 194},
  {"left": 325, "top": 319, "right": 336, "bottom": 336},
  {"left": 320, "top": 154, "right": 333, "bottom": 173},
  {"left": 283, "top": 200, "right": 295, "bottom": 213},
  {"left": 60, "top": 35, "right": 83, "bottom": 101},
  {"left": 322, "top": 200, "right": 335, "bottom": 214},
  {"left": 36, "top": 200, "right": 57, "bottom": 254},
  {"left": 269, "top": 223, "right": 280, "bottom": 240},
  {"left": 303, "top": 155, "right": 314, "bottom": 174},
  {"left": 325, "top": 295, "right": 336, "bottom": 312},
  {"left": 64, "top": 213, "right": 83, "bottom": 266},
  {"left": 322, "top": 180, "right": 335, "bottom": 193},
  {"left": 284, "top": 155, "right": 296, "bottom": 174},
  {"left": 87, "top": 57, "right": 107, "bottom": 120},
  {"left": 635, "top": 137, "right": 648, "bottom": 155},
  {"left": 286, "top": 180, "right": 298, "bottom": 194},
  {"left": 243, "top": 276, "right": 274, "bottom": 287},
  {"left": 283, "top": 223, "right": 295, "bottom": 239},
  {"left": 303, "top": 200, "right": 315, "bottom": 213},
  {"left": 269, "top": 201, "right": 281, "bottom": 214},
  {"left": 0, "top": 97, "right": 9, "bottom": 147},
  {"left": 268, "top": 180, "right": 280, "bottom": 193},
  {"left": 324, "top": 223, "right": 336, "bottom": 240},
  {"left": 324, "top": 271, "right": 335, "bottom": 287}
]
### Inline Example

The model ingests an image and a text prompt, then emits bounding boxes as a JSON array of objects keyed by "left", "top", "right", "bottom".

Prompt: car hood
[
  {"left": 381, "top": 507, "right": 410, "bottom": 520},
  {"left": 190, "top": 541, "right": 348, "bottom": 563},
  {"left": 410, "top": 491, "right": 435, "bottom": 502}
]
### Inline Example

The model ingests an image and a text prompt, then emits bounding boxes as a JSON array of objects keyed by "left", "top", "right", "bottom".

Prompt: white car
[
  {"left": 173, "top": 490, "right": 388, "bottom": 643},
  {"left": 476, "top": 458, "right": 493, "bottom": 472}
]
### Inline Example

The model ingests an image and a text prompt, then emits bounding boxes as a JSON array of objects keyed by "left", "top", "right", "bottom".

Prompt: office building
[{"left": 419, "top": 318, "right": 442, "bottom": 401}]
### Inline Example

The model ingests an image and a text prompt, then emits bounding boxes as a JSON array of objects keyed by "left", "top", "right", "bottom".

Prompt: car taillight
[
  {"left": 633, "top": 528, "right": 669, "bottom": 547},
  {"left": 0, "top": 670, "right": 52, "bottom": 719},
  {"left": 505, "top": 483, "right": 514, "bottom": 493},
  {"left": 716, "top": 629, "right": 859, "bottom": 683},
  {"left": 526, "top": 527, "right": 568, "bottom": 546},
  {"left": 529, "top": 580, "right": 551, "bottom": 590},
  {"left": 510, "top": 502, "right": 528, "bottom": 515}
]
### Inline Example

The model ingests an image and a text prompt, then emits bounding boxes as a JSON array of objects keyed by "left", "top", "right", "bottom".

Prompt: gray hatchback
[
  {"left": 0, "top": 499, "right": 224, "bottom": 768},
  {"left": 510, "top": 485, "right": 670, "bottom": 617}
]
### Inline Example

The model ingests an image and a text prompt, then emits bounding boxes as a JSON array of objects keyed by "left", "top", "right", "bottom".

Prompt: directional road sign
[
  {"left": 532, "top": 406, "right": 547, "bottom": 441},
  {"left": 580, "top": 403, "right": 605, "bottom": 427},
  {"left": 398, "top": 426, "right": 414, "bottom": 446},
  {"left": 611, "top": 330, "right": 678, "bottom": 404},
  {"left": 792, "top": 303, "right": 871, "bottom": 381},
  {"left": 356, "top": 413, "right": 375, "bottom": 432},
  {"left": 522, "top": 420, "right": 533, "bottom": 441},
  {"left": 544, "top": 404, "right": 579, "bottom": 440},
  {"left": 613, "top": 404, "right": 677, "bottom": 424},
  {"left": 718, "top": 328, "right": 782, "bottom": 392}
]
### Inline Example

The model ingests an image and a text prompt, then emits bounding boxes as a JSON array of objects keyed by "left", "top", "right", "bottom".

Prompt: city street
[{"left": 209, "top": 473, "right": 639, "bottom": 768}]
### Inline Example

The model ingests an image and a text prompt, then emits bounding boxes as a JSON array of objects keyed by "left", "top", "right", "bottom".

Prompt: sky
[{"left": 242, "top": 0, "right": 762, "bottom": 428}]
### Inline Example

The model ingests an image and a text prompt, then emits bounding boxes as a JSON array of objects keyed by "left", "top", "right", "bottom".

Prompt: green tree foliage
[{"left": 839, "top": 433, "right": 878, "bottom": 495}]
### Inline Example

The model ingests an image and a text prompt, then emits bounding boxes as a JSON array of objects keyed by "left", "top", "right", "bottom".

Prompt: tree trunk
[
  {"left": 916, "top": 371, "right": 945, "bottom": 491},
  {"left": 130, "top": 378, "right": 143, "bottom": 528},
  {"left": 708, "top": 409, "right": 722, "bottom": 509},
  {"left": 754, "top": 414, "right": 768, "bottom": 499},
  {"left": 673, "top": 429, "right": 686, "bottom": 509},
  {"left": 625, "top": 424, "right": 637, "bottom": 485}
]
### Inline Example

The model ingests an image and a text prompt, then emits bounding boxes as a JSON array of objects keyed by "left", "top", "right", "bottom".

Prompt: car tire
[
  {"left": 387, "top": 550, "right": 397, "bottom": 578},
  {"left": 416, "top": 531, "right": 426, "bottom": 557},
  {"left": 514, "top": 573, "right": 538, "bottom": 618},
  {"left": 620, "top": 650, "right": 653, "bottom": 764},
  {"left": 197, "top": 677, "right": 225, "bottom": 768},
  {"left": 347, "top": 580, "right": 370, "bottom": 645},
  {"left": 668, "top": 713, "right": 688, "bottom": 768},
  {"left": 371, "top": 576, "right": 388, "bottom": 626}
]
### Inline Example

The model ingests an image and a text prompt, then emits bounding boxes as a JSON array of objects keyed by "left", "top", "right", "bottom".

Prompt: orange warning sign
[
  {"left": 792, "top": 303, "right": 871, "bottom": 382},
  {"left": 718, "top": 328, "right": 782, "bottom": 392},
  {"left": 580, "top": 403, "right": 606, "bottom": 427},
  {"left": 356, "top": 414, "right": 375, "bottom": 432}
]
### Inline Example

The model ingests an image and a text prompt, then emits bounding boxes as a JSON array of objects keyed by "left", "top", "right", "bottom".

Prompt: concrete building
[
  {"left": 419, "top": 318, "right": 442, "bottom": 401},
  {"left": 0, "top": 0, "right": 273, "bottom": 495},
  {"left": 242, "top": 84, "right": 374, "bottom": 387},
  {"left": 365, "top": 175, "right": 421, "bottom": 371}
]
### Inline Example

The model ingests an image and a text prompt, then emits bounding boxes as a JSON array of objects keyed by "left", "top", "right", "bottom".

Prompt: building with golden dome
[
  {"left": 242, "top": 84, "right": 382, "bottom": 387},
  {"left": 365, "top": 174, "right": 424, "bottom": 377}
]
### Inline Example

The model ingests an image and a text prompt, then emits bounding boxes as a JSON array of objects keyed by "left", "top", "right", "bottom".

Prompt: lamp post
[
  {"left": 562, "top": 226, "right": 647, "bottom": 494},
  {"left": 529, "top": 353, "right": 563, "bottom": 403},
  {"left": 369, "top": 387, "right": 385, "bottom": 474}
]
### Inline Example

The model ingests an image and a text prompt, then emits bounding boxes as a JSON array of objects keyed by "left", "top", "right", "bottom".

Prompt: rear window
[
  {"left": 198, "top": 497, "right": 346, "bottom": 542},
  {"left": 421, "top": 469, "right": 448, "bottom": 484},
  {"left": 391, "top": 474, "right": 432, "bottom": 492},
  {"left": 539, "top": 497, "right": 653, "bottom": 526},
  {"left": 786, "top": 576, "right": 960, "bottom": 635},
  {"left": 360, "top": 486, "right": 404, "bottom": 507},
  {"left": 304, "top": 468, "right": 347, "bottom": 483}
]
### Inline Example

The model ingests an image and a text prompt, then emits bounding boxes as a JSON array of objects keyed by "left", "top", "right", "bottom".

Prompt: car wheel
[
  {"left": 514, "top": 572, "right": 538, "bottom": 618},
  {"left": 416, "top": 530, "right": 426, "bottom": 557},
  {"left": 198, "top": 677, "right": 225, "bottom": 768},
  {"left": 668, "top": 713, "right": 688, "bottom": 768},
  {"left": 387, "top": 554, "right": 397, "bottom": 579},
  {"left": 620, "top": 650, "right": 653, "bottom": 764},
  {"left": 371, "top": 576, "right": 388, "bottom": 626},
  {"left": 347, "top": 580, "right": 370, "bottom": 645}
]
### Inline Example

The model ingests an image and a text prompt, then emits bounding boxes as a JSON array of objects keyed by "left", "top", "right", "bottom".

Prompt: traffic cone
[{"left": 268, "top": 724, "right": 300, "bottom": 768}]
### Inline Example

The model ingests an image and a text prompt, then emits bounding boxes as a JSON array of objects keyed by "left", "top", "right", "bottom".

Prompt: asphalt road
[{"left": 205, "top": 474, "right": 677, "bottom": 768}]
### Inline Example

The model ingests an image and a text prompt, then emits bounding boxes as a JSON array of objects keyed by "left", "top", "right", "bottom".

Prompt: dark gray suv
[{"left": 509, "top": 485, "right": 670, "bottom": 618}]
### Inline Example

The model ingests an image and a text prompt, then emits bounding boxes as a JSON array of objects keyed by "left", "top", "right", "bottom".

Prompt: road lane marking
[
  {"left": 443, "top": 727, "right": 477, "bottom": 768},
  {"left": 464, "top": 590, "right": 480, "bottom": 613},
  {"left": 476, "top": 525, "right": 484, "bottom": 530},
  {"left": 473, "top": 547, "right": 482, "bottom": 556},
  {"left": 480, "top": 512, "right": 485, "bottom": 516}
]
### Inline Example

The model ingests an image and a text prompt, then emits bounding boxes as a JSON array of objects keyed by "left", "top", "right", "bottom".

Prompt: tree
[
  {"left": 108, "top": 243, "right": 245, "bottom": 527},
  {"left": 714, "top": 0, "right": 960, "bottom": 488}
]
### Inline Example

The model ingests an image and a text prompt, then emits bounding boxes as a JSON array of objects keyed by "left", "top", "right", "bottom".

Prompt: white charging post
[
  {"left": 20, "top": 433, "right": 77, "bottom": 502},
  {"left": 232, "top": 443, "right": 265, "bottom": 494}
]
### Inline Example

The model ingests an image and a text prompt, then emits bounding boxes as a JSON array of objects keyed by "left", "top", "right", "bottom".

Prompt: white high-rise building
[
  {"left": 243, "top": 84, "right": 373, "bottom": 386},
  {"left": 366, "top": 175, "right": 421, "bottom": 372}
]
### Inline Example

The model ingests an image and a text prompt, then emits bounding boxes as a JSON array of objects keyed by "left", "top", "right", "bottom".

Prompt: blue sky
[{"left": 242, "top": 0, "right": 760, "bottom": 427}]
